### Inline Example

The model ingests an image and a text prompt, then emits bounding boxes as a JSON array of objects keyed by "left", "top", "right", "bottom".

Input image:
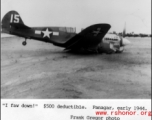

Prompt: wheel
[
  {"left": 22, "top": 41, "right": 27, "bottom": 46},
  {"left": 116, "top": 46, "right": 124, "bottom": 53}
]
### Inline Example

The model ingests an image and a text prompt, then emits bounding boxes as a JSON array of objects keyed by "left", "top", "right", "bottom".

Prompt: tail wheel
[{"left": 22, "top": 41, "right": 27, "bottom": 46}]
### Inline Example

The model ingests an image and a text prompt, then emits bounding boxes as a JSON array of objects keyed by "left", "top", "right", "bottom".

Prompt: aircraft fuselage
[{"left": 10, "top": 27, "right": 76, "bottom": 44}]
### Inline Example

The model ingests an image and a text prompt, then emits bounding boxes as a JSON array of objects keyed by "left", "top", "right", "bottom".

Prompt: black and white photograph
[{"left": 1, "top": 0, "right": 151, "bottom": 99}]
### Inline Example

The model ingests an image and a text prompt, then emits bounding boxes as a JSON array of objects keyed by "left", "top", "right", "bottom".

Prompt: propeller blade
[
  {"left": 122, "top": 22, "right": 126, "bottom": 38},
  {"left": 120, "top": 37, "right": 123, "bottom": 46},
  {"left": 122, "top": 38, "right": 131, "bottom": 46}
]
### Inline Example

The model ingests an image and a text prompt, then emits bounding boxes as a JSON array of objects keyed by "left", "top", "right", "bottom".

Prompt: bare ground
[{"left": 1, "top": 36, "right": 151, "bottom": 99}]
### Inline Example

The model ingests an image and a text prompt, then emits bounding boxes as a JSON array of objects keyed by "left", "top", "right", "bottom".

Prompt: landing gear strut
[{"left": 22, "top": 38, "right": 27, "bottom": 46}]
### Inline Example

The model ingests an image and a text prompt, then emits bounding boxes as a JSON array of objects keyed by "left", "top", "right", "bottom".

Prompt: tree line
[{"left": 111, "top": 31, "right": 151, "bottom": 37}]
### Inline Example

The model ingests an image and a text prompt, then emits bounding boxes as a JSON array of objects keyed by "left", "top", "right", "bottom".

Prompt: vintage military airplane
[{"left": 1, "top": 10, "right": 130, "bottom": 53}]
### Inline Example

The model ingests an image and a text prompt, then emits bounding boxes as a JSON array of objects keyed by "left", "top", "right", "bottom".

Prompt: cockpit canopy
[{"left": 59, "top": 27, "right": 76, "bottom": 33}]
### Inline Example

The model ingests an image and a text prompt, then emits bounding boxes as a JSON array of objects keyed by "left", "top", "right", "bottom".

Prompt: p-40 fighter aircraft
[{"left": 1, "top": 11, "right": 130, "bottom": 53}]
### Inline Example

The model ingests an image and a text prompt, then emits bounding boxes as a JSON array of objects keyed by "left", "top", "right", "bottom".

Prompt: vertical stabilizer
[{"left": 2, "top": 11, "right": 24, "bottom": 33}]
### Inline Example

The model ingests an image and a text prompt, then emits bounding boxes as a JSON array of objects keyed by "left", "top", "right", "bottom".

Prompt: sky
[{"left": 1, "top": 0, "right": 151, "bottom": 34}]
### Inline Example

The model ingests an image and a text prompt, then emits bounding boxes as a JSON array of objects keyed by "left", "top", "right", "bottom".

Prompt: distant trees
[
  {"left": 113, "top": 31, "right": 151, "bottom": 37},
  {"left": 112, "top": 31, "right": 117, "bottom": 34}
]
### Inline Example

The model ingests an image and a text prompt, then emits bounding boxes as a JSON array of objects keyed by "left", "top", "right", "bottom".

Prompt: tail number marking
[{"left": 10, "top": 14, "right": 20, "bottom": 23}]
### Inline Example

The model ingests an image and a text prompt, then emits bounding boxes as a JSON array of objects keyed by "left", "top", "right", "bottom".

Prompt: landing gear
[
  {"left": 22, "top": 41, "right": 27, "bottom": 46},
  {"left": 116, "top": 46, "right": 124, "bottom": 53},
  {"left": 22, "top": 38, "right": 29, "bottom": 46}
]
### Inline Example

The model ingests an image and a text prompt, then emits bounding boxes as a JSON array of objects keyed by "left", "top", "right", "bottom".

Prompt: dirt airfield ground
[{"left": 1, "top": 35, "right": 151, "bottom": 99}]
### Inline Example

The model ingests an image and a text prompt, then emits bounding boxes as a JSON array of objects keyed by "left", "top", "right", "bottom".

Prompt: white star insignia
[{"left": 42, "top": 28, "right": 52, "bottom": 38}]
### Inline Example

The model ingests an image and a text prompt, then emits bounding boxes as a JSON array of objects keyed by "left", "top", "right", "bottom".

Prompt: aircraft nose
[{"left": 122, "top": 38, "right": 131, "bottom": 46}]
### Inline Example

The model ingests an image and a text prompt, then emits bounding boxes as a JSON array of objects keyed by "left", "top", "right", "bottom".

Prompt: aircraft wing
[{"left": 64, "top": 24, "right": 111, "bottom": 50}]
